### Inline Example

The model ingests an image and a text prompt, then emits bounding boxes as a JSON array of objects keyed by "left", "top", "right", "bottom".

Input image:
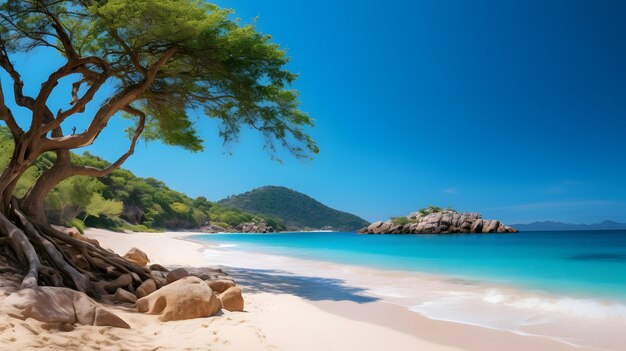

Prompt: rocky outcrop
[
  {"left": 234, "top": 221, "right": 275, "bottom": 233},
  {"left": 358, "top": 210, "right": 518, "bottom": 234},
  {"left": 197, "top": 220, "right": 275, "bottom": 233},
  {"left": 136, "top": 276, "right": 222, "bottom": 322}
]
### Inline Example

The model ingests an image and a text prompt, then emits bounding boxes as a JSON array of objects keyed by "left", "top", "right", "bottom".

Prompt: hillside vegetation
[
  {"left": 218, "top": 186, "right": 369, "bottom": 231},
  {"left": 0, "top": 127, "right": 284, "bottom": 232}
]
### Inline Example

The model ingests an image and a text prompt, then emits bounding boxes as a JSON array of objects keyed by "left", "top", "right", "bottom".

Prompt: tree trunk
[
  {"left": 20, "top": 150, "right": 72, "bottom": 223},
  {"left": 0, "top": 143, "right": 151, "bottom": 298}
]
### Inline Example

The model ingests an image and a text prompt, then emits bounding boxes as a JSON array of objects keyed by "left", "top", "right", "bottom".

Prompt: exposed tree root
[{"left": 0, "top": 199, "right": 152, "bottom": 299}]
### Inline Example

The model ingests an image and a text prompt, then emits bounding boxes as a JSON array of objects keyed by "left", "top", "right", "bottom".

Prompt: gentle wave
[{"left": 482, "top": 289, "right": 626, "bottom": 320}]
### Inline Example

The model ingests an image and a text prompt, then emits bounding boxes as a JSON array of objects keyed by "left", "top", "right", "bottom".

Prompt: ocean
[
  {"left": 195, "top": 230, "right": 626, "bottom": 347},
  {"left": 196, "top": 230, "right": 626, "bottom": 302}
]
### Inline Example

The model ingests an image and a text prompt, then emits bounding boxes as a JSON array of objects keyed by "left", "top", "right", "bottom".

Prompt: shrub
[
  {"left": 67, "top": 218, "right": 85, "bottom": 233},
  {"left": 391, "top": 216, "right": 410, "bottom": 225}
]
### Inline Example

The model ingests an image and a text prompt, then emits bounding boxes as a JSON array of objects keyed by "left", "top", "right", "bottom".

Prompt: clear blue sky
[{"left": 2, "top": 0, "right": 626, "bottom": 224}]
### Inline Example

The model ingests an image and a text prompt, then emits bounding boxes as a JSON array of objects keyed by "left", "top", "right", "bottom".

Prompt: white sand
[{"left": 0, "top": 228, "right": 611, "bottom": 350}]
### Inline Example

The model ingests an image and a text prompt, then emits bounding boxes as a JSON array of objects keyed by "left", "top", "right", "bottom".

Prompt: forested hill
[
  {"left": 218, "top": 186, "right": 370, "bottom": 231},
  {"left": 0, "top": 127, "right": 284, "bottom": 232}
]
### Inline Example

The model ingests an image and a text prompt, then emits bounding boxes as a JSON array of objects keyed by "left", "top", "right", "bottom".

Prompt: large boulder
[
  {"left": 218, "top": 287, "right": 244, "bottom": 312},
  {"left": 4, "top": 287, "right": 130, "bottom": 328},
  {"left": 136, "top": 276, "right": 222, "bottom": 322},
  {"left": 123, "top": 247, "right": 149, "bottom": 267}
]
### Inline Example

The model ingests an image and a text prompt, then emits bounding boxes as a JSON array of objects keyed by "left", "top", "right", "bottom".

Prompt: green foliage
[
  {"left": 1, "top": 0, "right": 318, "bottom": 158},
  {"left": 391, "top": 217, "right": 410, "bottom": 225},
  {"left": 208, "top": 205, "right": 285, "bottom": 231},
  {"left": 46, "top": 177, "right": 104, "bottom": 224},
  {"left": 0, "top": 126, "right": 279, "bottom": 231},
  {"left": 84, "top": 193, "right": 123, "bottom": 221},
  {"left": 418, "top": 206, "right": 446, "bottom": 216},
  {"left": 67, "top": 218, "right": 86, "bottom": 234},
  {"left": 218, "top": 186, "right": 370, "bottom": 231}
]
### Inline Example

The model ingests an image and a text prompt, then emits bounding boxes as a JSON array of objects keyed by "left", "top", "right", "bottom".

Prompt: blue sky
[{"left": 2, "top": 0, "right": 626, "bottom": 224}]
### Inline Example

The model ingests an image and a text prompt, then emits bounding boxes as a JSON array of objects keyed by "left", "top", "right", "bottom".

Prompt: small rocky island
[{"left": 359, "top": 207, "right": 518, "bottom": 234}]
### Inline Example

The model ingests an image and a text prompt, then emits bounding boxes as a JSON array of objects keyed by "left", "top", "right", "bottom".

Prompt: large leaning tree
[{"left": 0, "top": 0, "right": 317, "bottom": 296}]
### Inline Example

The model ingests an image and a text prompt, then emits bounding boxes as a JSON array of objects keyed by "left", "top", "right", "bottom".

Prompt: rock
[
  {"left": 166, "top": 268, "right": 189, "bottom": 284},
  {"left": 94, "top": 307, "right": 130, "bottom": 328},
  {"left": 218, "top": 287, "right": 244, "bottom": 312},
  {"left": 150, "top": 271, "right": 168, "bottom": 288},
  {"left": 485, "top": 220, "right": 501, "bottom": 233},
  {"left": 5, "top": 287, "right": 130, "bottom": 328},
  {"left": 234, "top": 221, "right": 275, "bottom": 233},
  {"left": 206, "top": 279, "right": 236, "bottom": 294},
  {"left": 60, "top": 323, "right": 75, "bottom": 332},
  {"left": 124, "top": 247, "right": 149, "bottom": 267},
  {"left": 136, "top": 276, "right": 222, "bottom": 322},
  {"left": 358, "top": 210, "right": 517, "bottom": 235},
  {"left": 481, "top": 220, "right": 492, "bottom": 233},
  {"left": 113, "top": 288, "right": 137, "bottom": 304},
  {"left": 135, "top": 279, "right": 157, "bottom": 298},
  {"left": 149, "top": 264, "right": 168, "bottom": 272},
  {"left": 470, "top": 219, "right": 484, "bottom": 233},
  {"left": 104, "top": 274, "right": 133, "bottom": 294}
]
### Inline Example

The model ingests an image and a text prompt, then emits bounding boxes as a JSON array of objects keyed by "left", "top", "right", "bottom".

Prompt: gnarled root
[{"left": 0, "top": 200, "right": 152, "bottom": 299}]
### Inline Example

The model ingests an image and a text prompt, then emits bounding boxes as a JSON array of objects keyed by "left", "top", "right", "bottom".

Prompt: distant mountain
[
  {"left": 512, "top": 220, "right": 626, "bottom": 231},
  {"left": 218, "top": 186, "right": 369, "bottom": 231}
]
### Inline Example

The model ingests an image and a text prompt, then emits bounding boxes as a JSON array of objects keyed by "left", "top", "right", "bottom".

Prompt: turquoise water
[{"left": 197, "top": 230, "right": 626, "bottom": 301}]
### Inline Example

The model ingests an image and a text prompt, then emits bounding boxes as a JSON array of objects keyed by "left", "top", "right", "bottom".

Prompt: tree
[{"left": 0, "top": 0, "right": 317, "bottom": 296}]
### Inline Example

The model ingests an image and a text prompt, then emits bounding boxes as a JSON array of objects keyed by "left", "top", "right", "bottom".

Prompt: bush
[
  {"left": 67, "top": 218, "right": 85, "bottom": 233},
  {"left": 391, "top": 216, "right": 410, "bottom": 225},
  {"left": 418, "top": 206, "right": 446, "bottom": 215}
]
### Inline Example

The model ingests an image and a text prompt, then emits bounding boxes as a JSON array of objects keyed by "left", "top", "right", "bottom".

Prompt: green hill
[{"left": 218, "top": 186, "right": 369, "bottom": 231}]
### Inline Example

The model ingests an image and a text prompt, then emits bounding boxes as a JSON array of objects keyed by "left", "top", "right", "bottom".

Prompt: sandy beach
[{"left": 0, "top": 228, "right": 618, "bottom": 351}]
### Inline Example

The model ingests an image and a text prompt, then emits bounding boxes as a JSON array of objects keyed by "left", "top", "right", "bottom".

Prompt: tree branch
[
  {"left": 41, "top": 47, "right": 177, "bottom": 151},
  {"left": 39, "top": 70, "right": 109, "bottom": 136},
  {"left": 33, "top": 57, "right": 109, "bottom": 131},
  {"left": 0, "top": 77, "right": 23, "bottom": 138},
  {"left": 0, "top": 39, "right": 37, "bottom": 110},
  {"left": 65, "top": 106, "right": 146, "bottom": 177}
]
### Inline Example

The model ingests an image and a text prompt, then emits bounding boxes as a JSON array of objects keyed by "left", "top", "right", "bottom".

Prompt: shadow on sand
[{"left": 223, "top": 267, "right": 379, "bottom": 304}]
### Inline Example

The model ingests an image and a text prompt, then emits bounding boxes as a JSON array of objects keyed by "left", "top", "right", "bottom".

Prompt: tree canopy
[{"left": 0, "top": 0, "right": 316, "bottom": 161}]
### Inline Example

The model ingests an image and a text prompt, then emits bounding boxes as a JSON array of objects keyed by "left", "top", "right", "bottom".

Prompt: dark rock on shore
[
  {"left": 196, "top": 221, "right": 275, "bottom": 233},
  {"left": 358, "top": 210, "right": 518, "bottom": 234}
]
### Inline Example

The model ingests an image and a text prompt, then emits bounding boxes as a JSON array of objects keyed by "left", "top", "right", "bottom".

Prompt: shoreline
[
  {"left": 188, "top": 232, "right": 625, "bottom": 351},
  {"left": 76, "top": 229, "right": 623, "bottom": 350}
]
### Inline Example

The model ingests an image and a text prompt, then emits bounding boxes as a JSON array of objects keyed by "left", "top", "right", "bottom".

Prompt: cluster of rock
[
  {"left": 197, "top": 221, "right": 275, "bottom": 233},
  {"left": 234, "top": 221, "right": 274, "bottom": 233},
  {"left": 359, "top": 210, "right": 518, "bottom": 234},
  {"left": 3, "top": 242, "right": 245, "bottom": 330}
]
